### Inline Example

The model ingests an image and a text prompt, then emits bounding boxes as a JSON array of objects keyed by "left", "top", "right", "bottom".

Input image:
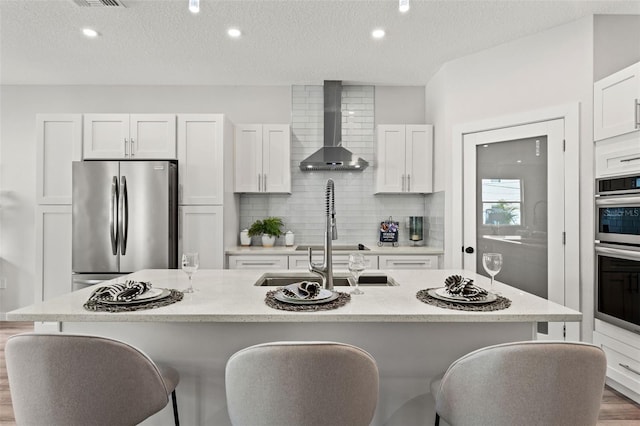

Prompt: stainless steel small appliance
[
  {"left": 595, "top": 173, "right": 640, "bottom": 245},
  {"left": 409, "top": 216, "right": 424, "bottom": 245}
]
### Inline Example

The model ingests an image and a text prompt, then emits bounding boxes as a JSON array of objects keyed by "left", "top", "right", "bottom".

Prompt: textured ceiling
[{"left": 1, "top": 0, "right": 639, "bottom": 86}]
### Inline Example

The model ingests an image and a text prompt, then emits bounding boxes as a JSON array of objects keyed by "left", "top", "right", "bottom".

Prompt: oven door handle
[
  {"left": 596, "top": 195, "right": 640, "bottom": 206},
  {"left": 596, "top": 245, "right": 640, "bottom": 261}
]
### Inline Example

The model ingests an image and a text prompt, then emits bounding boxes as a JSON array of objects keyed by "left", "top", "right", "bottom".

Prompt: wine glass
[
  {"left": 181, "top": 252, "right": 199, "bottom": 293},
  {"left": 348, "top": 253, "right": 366, "bottom": 295},
  {"left": 482, "top": 253, "right": 503, "bottom": 293}
]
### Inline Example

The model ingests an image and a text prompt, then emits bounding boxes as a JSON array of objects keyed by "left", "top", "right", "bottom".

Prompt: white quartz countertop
[
  {"left": 8, "top": 269, "right": 581, "bottom": 323},
  {"left": 226, "top": 245, "right": 444, "bottom": 255}
]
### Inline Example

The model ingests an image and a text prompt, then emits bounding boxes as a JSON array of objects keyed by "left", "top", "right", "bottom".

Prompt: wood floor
[{"left": 1, "top": 322, "right": 640, "bottom": 425}]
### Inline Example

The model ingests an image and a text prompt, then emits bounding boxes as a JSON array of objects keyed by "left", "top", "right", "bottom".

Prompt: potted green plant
[{"left": 247, "top": 217, "right": 284, "bottom": 247}]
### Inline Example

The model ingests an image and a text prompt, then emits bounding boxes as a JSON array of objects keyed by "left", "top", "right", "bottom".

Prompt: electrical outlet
[{"left": 0, "top": 278, "right": 7, "bottom": 289}]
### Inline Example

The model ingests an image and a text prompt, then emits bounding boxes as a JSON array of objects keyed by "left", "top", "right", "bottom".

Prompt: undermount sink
[
  {"left": 295, "top": 244, "right": 370, "bottom": 251},
  {"left": 254, "top": 272, "right": 398, "bottom": 287}
]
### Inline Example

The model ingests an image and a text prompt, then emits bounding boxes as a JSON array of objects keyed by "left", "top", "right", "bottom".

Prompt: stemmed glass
[
  {"left": 482, "top": 253, "right": 503, "bottom": 293},
  {"left": 348, "top": 253, "right": 366, "bottom": 295},
  {"left": 181, "top": 252, "right": 199, "bottom": 293}
]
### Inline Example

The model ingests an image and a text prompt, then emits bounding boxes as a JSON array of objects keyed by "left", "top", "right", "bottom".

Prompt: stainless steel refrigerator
[{"left": 72, "top": 160, "right": 178, "bottom": 290}]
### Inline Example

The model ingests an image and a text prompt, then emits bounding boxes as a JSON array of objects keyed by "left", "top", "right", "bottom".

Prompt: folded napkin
[
  {"left": 443, "top": 275, "right": 488, "bottom": 301},
  {"left": 281, "top": 281, "right": 321, "bottom": 300},
  {"left": 88, "top": 280, "right": 152, "bottom": 303}
]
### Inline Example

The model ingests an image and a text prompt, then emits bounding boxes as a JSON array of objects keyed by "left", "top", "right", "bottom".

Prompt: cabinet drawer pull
[
  {"left": 619, "top": 363, "right": 640, "bottom": 376},
  {"left": 620, "top": 156, "right": 640, "bottom": 163},
  {"left": 241, "top": 261, "right": 280, "bottom": 265},
  {"left": 390, "top": 261, "right": 427, "bottom": 265}
]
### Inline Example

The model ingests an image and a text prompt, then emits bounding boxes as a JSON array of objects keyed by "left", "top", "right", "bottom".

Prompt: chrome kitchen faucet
[{"left": 308, "top": 179, "right": 337, "bottom": 290}]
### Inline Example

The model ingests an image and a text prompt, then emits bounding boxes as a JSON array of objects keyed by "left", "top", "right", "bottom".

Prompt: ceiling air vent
[{"left": 72, "top": 0, "right": 126, "bottom": 7}]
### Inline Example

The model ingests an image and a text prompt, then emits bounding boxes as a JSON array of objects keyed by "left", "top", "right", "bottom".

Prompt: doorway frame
[{"left": 447, "top": 103, "right": 580, "bottom": 339}]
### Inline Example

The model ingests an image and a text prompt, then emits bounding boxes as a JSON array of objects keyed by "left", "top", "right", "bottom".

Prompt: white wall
[
  {"left": 426, "top": 17, "right": 595, "bottom": 339},
  {"left": 593, "top": 14, "right": 640, "bottom": 81},
  {"left": 0, "top": 85, "right": 291, "bottom": 313}
]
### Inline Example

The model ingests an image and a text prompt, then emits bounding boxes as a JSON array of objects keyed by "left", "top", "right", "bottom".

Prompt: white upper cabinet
[
  {"left": 83, "top": 114, "right": 176, "bottom": 159},
  {"left": 594, "top": 61, "right": 640, "bottom": 141},
  {"left": 36, "top": 114, "right": 82, "bottom": 204},
  {"left": 375, "top": 124, "right": 433, "bottom": 194},
  {"left": 178, "top": 114, "right": 230, "bottom": 205},
  {"left": 234, "top": 124, "right": 291, "bottom": 193}
]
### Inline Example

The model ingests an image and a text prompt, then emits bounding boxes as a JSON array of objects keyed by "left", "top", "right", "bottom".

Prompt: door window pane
[{"left": 482, "top": 179, "right": 522, "bottom": 225}]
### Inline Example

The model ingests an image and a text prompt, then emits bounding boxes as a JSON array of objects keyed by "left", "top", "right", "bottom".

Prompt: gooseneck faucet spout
[{"left": 309, "top": 179, "right": 337, "bottom": 290}]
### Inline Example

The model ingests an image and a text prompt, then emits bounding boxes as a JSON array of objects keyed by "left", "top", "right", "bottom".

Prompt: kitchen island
[{"left": 8, "top": 269, "right": 582, "bottom": 426}]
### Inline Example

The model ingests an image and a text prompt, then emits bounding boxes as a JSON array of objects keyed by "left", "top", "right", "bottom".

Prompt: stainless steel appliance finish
[
  {"left": 595, "top": 174, "right": 640, "bottom": 245},
  {"left": 299, "top": 81, "right": 369, "bottom": 171},
  {"left": 72, "top": 161, "right": 178, "bottom": 287},
  {"left": 595, "top": 243, "right": 640, "bottom": 334}
]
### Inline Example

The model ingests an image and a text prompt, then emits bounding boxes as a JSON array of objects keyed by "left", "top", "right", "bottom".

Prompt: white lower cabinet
[
  {"left": 227, "top": 253, "right": 440, "bottom": 271},
  {"left": 35, "top": 206, "right": 72, "bottom": 301},
  {"left": 288, "top": 254, "right": 378, "bottom": 271},
  {"left": 378, "top": 255, "right": 438, "bottom": 269},
  {"left": 593, "top": 320, "right": 640, "bottom": 404},
  {"left": 228, "top": 255, "right": 288, "bottom": 269},
  {"left": 179, "top": 206, "right": 224, "bottom": 269}
]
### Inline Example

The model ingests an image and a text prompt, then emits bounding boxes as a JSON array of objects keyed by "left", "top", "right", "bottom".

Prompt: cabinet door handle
[
  {"left": 124, "top": 138, "right": 128, "bottom": 157},
  {"left": 635, "top": 98, "right": 639, "bottom": 129},
  {"left": 401, "top": 174, "right": 406, "bottom": 192},
  {"left": 258, "top": 174, "right": 261, "bottom": 192},
  {"left": 407, "top": 174, "right": 411, "bottom": 192},
  {"left": 619, "top": 363, "right": 640, "bottom": 376},
  {"left": 263, "top": 174, "right": 267, "bottom": 192},
  {"left": 620, "top": 156, "right": 640, "bottom": 163},
  {"left": 130, "top": 138, "right": 135, "bottom": 157}
]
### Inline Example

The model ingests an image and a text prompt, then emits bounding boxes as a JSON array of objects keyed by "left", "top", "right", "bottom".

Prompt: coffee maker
[{"left": 409, "top": 216, "right": 424, "bottom": 246}]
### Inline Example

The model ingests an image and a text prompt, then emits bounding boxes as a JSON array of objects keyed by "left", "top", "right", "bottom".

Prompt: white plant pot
[{"left": 261, "top": 235, "right": 276, "bottom": 247}]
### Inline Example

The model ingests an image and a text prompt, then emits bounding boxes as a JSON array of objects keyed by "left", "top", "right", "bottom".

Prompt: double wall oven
[{"left": 595, "top": 173, "right": 640, "bottom": 334}]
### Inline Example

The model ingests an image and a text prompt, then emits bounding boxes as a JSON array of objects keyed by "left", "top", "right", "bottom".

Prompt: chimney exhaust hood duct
[{"left": 299, "top": 81, "right": 369, "bottom": 171}]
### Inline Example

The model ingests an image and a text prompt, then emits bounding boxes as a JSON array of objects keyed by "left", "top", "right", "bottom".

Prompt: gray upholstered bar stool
[
  {"left": 5, "top": 333, "right": 180, "bottom": 426},
  {"left": 431, "top": 341, "right": 607, "bottom": 426},
  {"left": 225, "top": 341, "right": 379, "bottom": 426}
]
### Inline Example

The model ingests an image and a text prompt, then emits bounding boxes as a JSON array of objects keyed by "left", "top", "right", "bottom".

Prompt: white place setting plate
[
  {"left": 101, "top": 288, "right": 170, "bottom": 305},
  {"left": 275, "top": 285, "right": 339, "bottom": 305},
  {"left": 428, "top": 287, "right": 497, "bottom": 304}
]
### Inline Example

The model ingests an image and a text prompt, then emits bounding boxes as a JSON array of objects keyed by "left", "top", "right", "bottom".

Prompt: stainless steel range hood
[{"left": 299, "top": 81, "right": 369, "bottom": 171}]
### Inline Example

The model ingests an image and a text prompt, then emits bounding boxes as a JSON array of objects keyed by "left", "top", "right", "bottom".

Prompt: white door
[
  {"left": 463, "top": 119, "right": 565, "bottom": 340},
  {"left": 234, "top": 124, "right": 263, "bottom": 192},
  {"left": 262, "top": 124, "right": 291, "bottom": 193},
  {"left": 405, "top": 125, "right": 433, "bottom": 193},
  {"left": 375, "top": 125, "right": 406, "bottom": 193}
]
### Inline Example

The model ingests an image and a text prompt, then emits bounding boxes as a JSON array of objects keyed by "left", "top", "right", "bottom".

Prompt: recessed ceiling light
[
  {"left": 372, "top": 29, "right": 385, "bottom": 39},
  {"left": 228, "top": 28, "right": 242, "bottom": 38},
  {"left": 82, "top": 28, "right": 99, "bottom": 38},
  {"left": 189, "top": 0, "right": 199, "bottom": 14},
  {"left": 399, "top": 0, "right": 410, "bottom": 13}
]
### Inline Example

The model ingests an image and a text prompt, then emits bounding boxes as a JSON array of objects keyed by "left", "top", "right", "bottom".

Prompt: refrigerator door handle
[
  {"left": 119, "top": 176, "right": 129, "bottom": 255},
  {"left": 110, "top": 176, "right": 119, "bottom": 255}
]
